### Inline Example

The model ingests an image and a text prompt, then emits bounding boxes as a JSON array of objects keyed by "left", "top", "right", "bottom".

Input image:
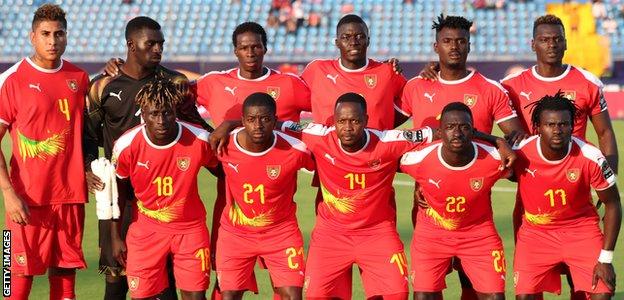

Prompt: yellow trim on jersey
[
  {"left": 17, "top": 129, "right": 66, "bottom": 162},
  {"left": 136, "top": 198, "right": 183, "bottom": 223},
  {"left": 228, "top": 201, "right": 274, "bottom": 227},
  {"left": 320, "top": 184, "right": 357, "bottom": 214},
  {"left": 425, "top": 207, "right": 459, "bottom": 230}
]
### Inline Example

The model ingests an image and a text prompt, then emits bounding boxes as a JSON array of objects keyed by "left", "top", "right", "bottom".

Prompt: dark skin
[
  {"left": 0, "top": 20, "right": 75, "bottom": 282},
  {"left": 113, "top": 103, "right": 206, "bottom": 300},
  {"left": 334, "top": 102, "right": 369, "bottom": 153},
  {"left": 222, "top": 106, "right": 302, "bottom": 300},
  {"left": 416, "top": 111, "right": 504, "bottom": 300},
  {"left": 516, "top": 110, "right": 621, "bottom": 300}
]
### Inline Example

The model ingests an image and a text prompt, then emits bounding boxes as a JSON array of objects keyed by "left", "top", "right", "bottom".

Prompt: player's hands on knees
[
  {"left": 419, "top": 61, "right": 439, "bottom": 81},
  {"left": 86, "top": 171, "right": 105, "bottom": 193},
  {"left": 3, "top": 189, "right": 29, "bottom": 225},
  {"left": 592, "top": 262, "right": 616, "bottom": 291},
  {"left": 495, "top": 138, "right": 517, "bottom": 170},
  {"left": 384, "top": 58, "right": 403, "bottom": 74},
  {"left": 111, "top": 235, "right": 127, "bottom": 267},
  {"left": 504, "top": 130, "right": 529, "bottom": 146},
  {"left": 102, "top": 58, "right": 124, "bottom": 77}
]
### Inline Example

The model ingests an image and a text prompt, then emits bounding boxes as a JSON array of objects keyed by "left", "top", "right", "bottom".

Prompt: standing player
[
  {"left": 501, "top": 14, "right": 618, "bottom": 172},
  {"left": 0, "top": 4, "right": 88, "bottom": 300},
  {"left": 513, "top": 92, "right": 620, "bottom": 299},
  {"left": 84, "top": 16, "right": 209, "bottom": 300},
  {"left": 111, "top": 79, "right": 217, "bottom": 300},
  {"left": 216, "top": 93, "right": 314, "bottom": 300},
  {"left": 301, "top": 14, "right": 407, "bottom": 129},
  {"left": 400, "top": 103, "right": 508, "bottom": 300},
  {"left": 397, "top": 14, "right": 524, "bottom": 140},
  {"left": 285, "top": 93, "right": 433, "bottom": 299}
]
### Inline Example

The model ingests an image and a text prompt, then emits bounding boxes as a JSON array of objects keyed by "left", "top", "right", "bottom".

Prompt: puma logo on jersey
[
  {"left": 137, "top": 161, "right": 150, "bottom": 169},
  {"left": 227, "top": 163, "right": 239, "bottom": 173},
  {"left": 424, "top": 92, "right": 435, "bottom": 103},
  {"left": 224, "top": 86, "right": 237, "bottom": 96},
  {"left": 525, "top": 168, "right": 537, "bottom": 177},
  {"left": 29, "top": 83, "right": 41, "bottom": 92},
  {"left": 519, "top": 91, "right": 532, "bottom": 101},
  {"left": 324, "top": 153, "right": 336, "bottom": 165},
  {"left": 326, "top": 74, "right": 339, "bottom": 84},
  {"left": 109, "top": 90, "right": 123, "bottom": 101},
  {"left": 428, "top": 178, "right": 441, "bottom": 189}
]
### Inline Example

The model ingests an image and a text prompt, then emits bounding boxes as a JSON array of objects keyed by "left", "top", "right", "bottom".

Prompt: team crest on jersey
[
  {"left": 562, "top": 90, "right": 576, "bottom": 100},
  {"left": 267, "top": 165, "right": 281, "bottom": 179},
  {"left": 66, "top": 79, "right": 78, "bottom": 92},
  {"left": 470, "top": 177, "right": 484, "bottom": 191},
  {"left": 15, "top": 253, "right": 26, "bottom": 266},
  {"left": 267, "top": 86, "right": 280, "bottom": 100},
  {"left": 566, "top": 168, "right": 580, "bottom": 183},
  {"left": 177, "top": 157, "right": 191, "bottom": 171},
  {"left": 368, "top": 158, "right": 381, "bottom": 169},
  {"left": 364, "top": 74, "right": 377, "bottom": 88},
  {"left": 463, "top": 94, "right": 478, "bottom": 107},
  {"left": 128, "top": 276, "right": 139, "bottom": 291}
]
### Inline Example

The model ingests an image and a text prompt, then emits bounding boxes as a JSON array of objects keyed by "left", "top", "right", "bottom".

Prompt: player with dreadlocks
[
  {"left": 111, "top": 79, "right": 218, "bottom": 300},
  {"left": 512, "top": 92, "right": 621, "bottom": 300}
]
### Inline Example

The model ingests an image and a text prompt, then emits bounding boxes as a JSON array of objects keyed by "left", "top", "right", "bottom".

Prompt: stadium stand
[{"left": 1, "top": 0, "right": 623, "bottom": 63}]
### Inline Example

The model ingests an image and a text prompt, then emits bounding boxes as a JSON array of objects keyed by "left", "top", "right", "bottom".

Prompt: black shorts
[{"left": 98, "top": 201, "right": 133, "bottom": 276}]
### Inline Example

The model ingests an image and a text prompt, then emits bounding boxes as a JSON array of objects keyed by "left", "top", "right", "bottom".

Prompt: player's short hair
[
  {"left": 243, "top": 92, "right": 276, "bottom": 115},
  {"left": 135, "top": 79, "right": 184, "bottom": 110},
  {"left": 125, "top": 16, "right": 161, "bottom": 41},
  {"left": 232, "top": 22, "right": 267, "bottom": 48},
  {"left": 441, "top": 102, "right": 473, "bottom": 123},
  {"left": 526, "top": 91, "right": 577, "bottom": 134},
  {"left": 32, "top": 4, "right": 67, "bottom": 30},
  {"left": 336, "top": 14, "right": 368, "bottom": 34},
  {"left": 432, "top": 14, "right": 472, "bottom": 35},
  {"left": 335, "top": 92, "right": 367, "bottom": 113},
  {"left": 533, "top": 14, "right": 564, "bottom": 37}
]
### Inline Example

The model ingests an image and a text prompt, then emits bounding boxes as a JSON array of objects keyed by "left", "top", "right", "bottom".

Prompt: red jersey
[
  {"left": 193, "top": 67, "right": 311, "bottom": 125},
  {"left": 400, "top": 141, "right": 507, "bottom": 231},
  {"left": 399, "top": 71, "right": 517, "bottom": 134},
  {"left": 301, "top": 123, "right": 432, "bottom": 232},
  {"left": 113, "top": 121, "right": 217, "bottom": 234},
  {"left": 301, "top": 59, "right": 406, "bottom": 130},
  {"left": 513, "top": 135, "right": 616, "bottom": 229},
  {"left": 501, "top": 65, "right": 607, "bottom": 138},
  {"left": 219, "top": 128, "right": 314, "bottom": 233},
  {"left": 0, "top": 58, "right": 88, "bottom": 206}
]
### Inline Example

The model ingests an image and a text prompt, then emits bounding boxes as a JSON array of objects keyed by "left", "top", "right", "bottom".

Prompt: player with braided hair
[{"left": 111, "top": 79, "right": 218, "bottom": 300}]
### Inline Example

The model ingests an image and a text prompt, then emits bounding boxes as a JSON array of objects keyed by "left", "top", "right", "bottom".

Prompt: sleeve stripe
[
  {"left": 594, "top": 180, "right": 616, "bottom": 191},
  {"left": 0, "top": 119, "right": 9, "bottom": 126},
  {"left": 393, "top": 103, "right": 410, "bottom": 117},
  {"left": 495, "top": 113, "right": 518, "bottom": 124}
]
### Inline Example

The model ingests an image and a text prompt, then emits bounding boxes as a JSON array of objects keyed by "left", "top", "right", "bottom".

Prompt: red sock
[
  {"left": 8, "top": 275, "right": 33, "bottom": 300},
  {"left": 48, "top": 273, "right": 76, "bottom": 300}
]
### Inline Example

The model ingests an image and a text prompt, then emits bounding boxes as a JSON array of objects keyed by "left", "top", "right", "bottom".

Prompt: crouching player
[
  {"left": 216, "top": 93, "right": 314, "bottom": 300},
  {"left": 513, "top": 92, "right": 621, "bottom": 300},
  {"left": 111, "top": 79, "right": 217, "bottom": 299},
  {"left": 401, "top": 103, "right": 509, "bottom": 300}
]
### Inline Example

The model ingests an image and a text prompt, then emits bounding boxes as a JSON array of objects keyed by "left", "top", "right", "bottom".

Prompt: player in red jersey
[
  {"left": 400, "top": 102, "right": 508, "bottom": 300},
  {"left": 216, "top": 93, "right": 314, "bottom": 299},
  {"left": 0, "top": 5, "right": 88, "bottom": 300},
  {"left": 512, "top": 92, "right": 620, "bottom": 300},
  {"left": 111, "top": 79, "right": 217, "bottom": 299},
  {"left": 283, "top": 93, "right": 433, "bottom": 299},
  {"left": 397, "top": 14, "right": 524, "bottom": 140},
  {"left": 301, "top": 14, "right": 407, "bottom": 129}
]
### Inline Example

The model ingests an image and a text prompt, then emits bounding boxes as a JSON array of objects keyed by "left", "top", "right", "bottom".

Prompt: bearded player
[
  {"left": 0, "top": 4, "right": 89, "bottom": 300},
  {"left": 111, "top": 79, "right": 217, "bottom": 299}
]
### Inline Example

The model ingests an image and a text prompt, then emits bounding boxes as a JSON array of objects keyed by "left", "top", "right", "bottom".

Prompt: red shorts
[
  {"left": 410, "top": 222, "right": 506, "bottom": 293},
  {"left": 125, "top": 223, "right": 211, "bottom": 298},
  {"left": 304, "top": 226, "right": 409, "bottom": 299},
  {"left": 514, "top": 223, "right": 611, "bottom": 295},
  {"left": 5, "top": 204, "right": 86, "bottom": 275},
  {"left": 216, "top": 221, "right": 305, "bottom": 291}
]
